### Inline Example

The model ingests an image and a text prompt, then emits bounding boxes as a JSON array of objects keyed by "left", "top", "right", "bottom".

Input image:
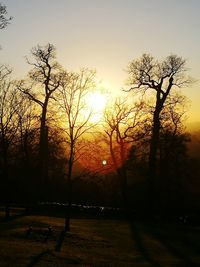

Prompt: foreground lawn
[{"left": 0, "top": 212, "right": 200, "bottom": 266}]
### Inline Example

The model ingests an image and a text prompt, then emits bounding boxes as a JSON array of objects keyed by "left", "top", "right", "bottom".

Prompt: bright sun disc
[
  {"left": 102, "top": 159, "right": 107, "bottom": 165},
  {"left": 87, "top": 92, "right": 106, "bottom": 112},
  {"left": 86, "top": 92, "right": 107, "bottom": 122}
]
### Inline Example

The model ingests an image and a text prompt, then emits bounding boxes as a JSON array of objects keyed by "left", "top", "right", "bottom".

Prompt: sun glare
[
  {"left": 88, "top": 92, "right": 106, "bottom": 112},
  {"left": 87, "top": 92, "right": 107, "bottom": 122}
]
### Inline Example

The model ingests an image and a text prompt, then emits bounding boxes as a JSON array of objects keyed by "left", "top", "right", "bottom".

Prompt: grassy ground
[{"left": 0, "top": 210, "right": 200, "bottom": 266}]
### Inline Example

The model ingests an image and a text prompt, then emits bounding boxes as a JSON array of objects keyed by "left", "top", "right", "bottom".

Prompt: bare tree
[
  {"left": 126, "top": 54, "right": 190, "bottom": 209},
  {"left": 58, "top": 68, "right": 96, "bottom": 231},
  {"left": 160, "top": 92, "right": 189, "bottom": 136},
  {"left": 0, "top": 2, "right": 12, "bottom": 30},
  {"left": 16, "top": 93, "right": 38, "bottom": 167},
  {"left": 0, "top": 66, "right": 15, "bottom": 176},
  {"left": 159, "top": 92, "right": 189, "bottom": 200},
  {"left": 0, "top": 66, "right": 21, "bottom": 218},
  {"left": 18, "top": 44, "right": 64, "bottom": 186},
  {"left": 103, "top": 97, "right": 145, "bottom": 207}
]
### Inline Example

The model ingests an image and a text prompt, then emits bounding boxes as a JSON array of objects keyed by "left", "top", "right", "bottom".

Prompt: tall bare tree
[
  {"left": 59, "top": 69, "right": 96, "bottom": 231},
  {"left": 127, "top": 54, "right": 190, "bottom": 209},
  {"left": 18, "top": 44, "right": 64, "bottom": 186}
]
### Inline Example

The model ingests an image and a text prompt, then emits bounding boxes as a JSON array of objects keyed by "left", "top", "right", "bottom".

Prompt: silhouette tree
[
  {"left": 13, "top": 92, "right": 40, "bottom": 204},
  {"left": 0, "top": 66, "right": 21, "bottom": 218},
  {"left": 16, "top": 93, "right": 38, "bottom": 166},
  {"left": 58, "top": 69, "right": 96, "bottom": 231},
  {"left": 18, "top": 44, "right": 64, "bottom": 189},
  {"left": 157, "top": 93, "right": 190, "bottom": 210},
  {"left": 126, "top": 54, "right": 190, "bottom": 210},
  {"left": 0, "top": 2, "right": 12, "bottom": 30},
  {"left": 103, "top": 97, "right": 145, "bottom": 207}
]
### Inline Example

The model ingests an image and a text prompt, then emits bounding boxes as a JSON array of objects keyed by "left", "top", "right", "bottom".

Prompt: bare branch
[{"left": 0, "top": 3, "right": 12, "bottom": 30}]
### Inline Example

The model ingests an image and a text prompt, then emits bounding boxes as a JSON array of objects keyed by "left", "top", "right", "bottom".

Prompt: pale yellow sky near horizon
[{"left": 1, "top": 0, "right": 200, "bottom": 124}]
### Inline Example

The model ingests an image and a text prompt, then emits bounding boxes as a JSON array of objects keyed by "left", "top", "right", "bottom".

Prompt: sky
[{"left": 1, "top": 0, "right": 200, "bottom": 124}]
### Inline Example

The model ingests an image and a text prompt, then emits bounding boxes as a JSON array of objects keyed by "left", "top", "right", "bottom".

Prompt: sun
[
  {"left": 87, "top": 92, "right": 106, "bottom": 112},
  {"left": 86, "top": 92, "right": 107, "bottom": 122}
]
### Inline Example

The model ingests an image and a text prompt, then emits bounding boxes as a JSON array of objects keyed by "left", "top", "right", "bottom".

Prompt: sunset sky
[{"left": 1, "top": 0, "right": 200, "bottom": 124}]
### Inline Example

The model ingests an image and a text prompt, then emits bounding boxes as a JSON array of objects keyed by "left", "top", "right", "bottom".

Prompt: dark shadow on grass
[
  {"left": 26, "top": 249, "right": 52, "bottom": 267},
  {"left": 27, "top": 248, "right": 82, "bottom": 267},
  {"left": 55, "top": 230, "right": 66, "bottom": 251},
  {"left": 19, "top": 226, "right": 82, "bottom": 267},
  {"left": 142, "top": 223, "right": 200, "bottom": 267},
  {"left": 130, "top": 222, "right": 162, "bottom": 267},
  {"left": 130, "top": 220, "right": 200, "bottom": 267}
]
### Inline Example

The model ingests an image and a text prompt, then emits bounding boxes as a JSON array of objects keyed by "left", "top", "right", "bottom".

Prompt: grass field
[{"left": 0, "top": 209, "right": 200, "bottom": 266}]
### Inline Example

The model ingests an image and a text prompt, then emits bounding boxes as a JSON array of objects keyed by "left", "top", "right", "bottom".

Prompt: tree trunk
[
  {"left": 118, "top": 167, "right": 128, "bottom": 208},
  {"left": 5, "top": 203, "right": 10, "bottom": 220},
  {"left": 119, "top": 141, "right": 128, "bottom": 208},
  {"left": 39, "top": 101, "right": 49, "bottom": 195},
  {"left": 2, "top": 140, "right": 10, "bottom": 220},
  {"left": 109, "top": 136, "right": 128, "bottom": 208},
  {"left": 64, "top": 143, "right": 73, "bottom": 232},
  {"left": 148, "top": 105, "right": 161, "bottom": 212}
]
